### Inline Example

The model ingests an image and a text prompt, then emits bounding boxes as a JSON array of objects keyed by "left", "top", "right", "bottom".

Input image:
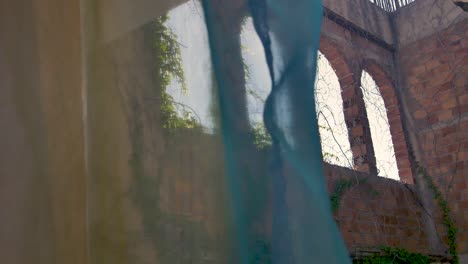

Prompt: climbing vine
[
  {"left": 417, "top": 164, "right": 458, "bottom": 264},
  {"left": 153, "top": 15, "right": 200, "bottom": 132},
  {"left": 250, "top": 122, "right": 272, "bottom": 150},
  {"left": 127, "top": 15, "right": 210, "bottom": 262},
  {"left": 339, "top": 164, "right": 458, "bottom": 263},
  {"left": 318, "top": 124, "right": 341, "bottom": 164},
  {"left": 330, "top": 179, "right": 356, "bottom": 213},
  {"left": 354, "top": 247, "right": 430, "bottom": 264},
  {"left": 330, "top": 178, "right": 378, "bottom": 213}
]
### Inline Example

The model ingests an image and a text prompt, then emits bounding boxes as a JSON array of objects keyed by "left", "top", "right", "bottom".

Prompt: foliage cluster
[
  {"left": 153, "top": 15, "right": 200, "bottom": 132},
  {"left": 318, "top": 124, "right": 341, "bottom": 163},
  {"left": 251, "top": 122, "right": 273, "bottom": 150},
  {"left": 354, "top": 247, "right": 430, "bottom": 264},
  {"left": 127, "top": 16, "right": 209, "bottom": 262},
  {"left": 249, "top": 120, "right": 342, "bottom": 161},
  {"left": 330, "top": 179, "right": 356, "bottom": 213}
]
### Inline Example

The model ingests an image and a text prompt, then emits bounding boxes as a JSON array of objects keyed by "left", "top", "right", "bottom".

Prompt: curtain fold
[
  {"left": 202, "top": 0, "right": 350, "bottom": 263},
  {"left": 87, "top": 0, "right": 350, "bottom": 262}
]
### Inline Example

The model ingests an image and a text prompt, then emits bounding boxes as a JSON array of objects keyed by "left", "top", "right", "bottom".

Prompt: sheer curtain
[{"left": 87, "top": 0, "right": 349, "bottom": 263}]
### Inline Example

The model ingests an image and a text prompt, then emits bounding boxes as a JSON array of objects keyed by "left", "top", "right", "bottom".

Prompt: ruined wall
[
  {"left": 396, "top": 3, "right": 468, "bottom": 253},
  {"left": 394, "top": 0, "right": 465, "bottom": 46},
  {"left": 323, "top": 0, "right": 394, "bottom": 45},
  {"left": 324, "top": 165, "right": 429, "bottom": 254},
  {"left": 87, "top": 0, "right": 467, "bottom": 260},
  {"left": 86, "top": 3, "right": 436, "bottom": 261},
  {"left": 1, "top": 0, "right": 466, "bottom": 263},
  {"left": 87, "top": 22, "right": 239, "bottom": 263},
  {"left": 320, "top": 1, "right": 468, "bottom": 258},
  {"left": 319, "top": 12, "right": 414, "bottom": 183}
]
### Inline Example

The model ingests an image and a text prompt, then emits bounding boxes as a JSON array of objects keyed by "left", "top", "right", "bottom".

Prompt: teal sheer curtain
[
  {"left": 87, "top": 0, "right": 350, "bottom": 263},
  {"left": 202, "top": 0, "right": 350, "bottom": 263}
]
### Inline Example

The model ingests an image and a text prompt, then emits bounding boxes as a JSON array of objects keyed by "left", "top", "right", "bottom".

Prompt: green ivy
[
  {"left": 248, "top": 117, "right": 342, "bottom": 162},
  {"left": 251, "top": 122, "right": 272, "bottom": 150},
  {"left": 127, "top": 16, "right": 208, "bottom": 262},
  {"left": 153, "top": 15, "right": 200, "bottom": 133},
  {"left": 417, "top": 164, "right": 458, "bottom": 264},
  {"left": 354, "top": 247, "right": 430, "bottom": 264},
  {"left": 318, "top": 125, "right": 342, "bottom": 164},
  {"left": 160, "top": 91, "right": 200, "bottom": 131},
  {"left": 330, "top": 179, "right": 356, "bottom": 213}
]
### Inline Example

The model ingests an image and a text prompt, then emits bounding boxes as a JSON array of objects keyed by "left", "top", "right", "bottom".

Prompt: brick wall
[
  {"left": 3, "top": 0, "right": 464, "bottom": 262},
  {"left": 398, "top": 19, "right": 468, "bottom": 253},
  {"left": 319, "top": 17, "right": 414, "bottom": 182},
  {"left": 87, "top": 3, "right": 467, "bottom": 262},
  {"left": 324, "top": 164, "right": 429, "bottom": 254}
]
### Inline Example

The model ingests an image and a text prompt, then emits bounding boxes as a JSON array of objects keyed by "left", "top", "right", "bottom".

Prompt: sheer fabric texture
[{"left": 88, "top": 0, "right": 350, "bottom": 263}]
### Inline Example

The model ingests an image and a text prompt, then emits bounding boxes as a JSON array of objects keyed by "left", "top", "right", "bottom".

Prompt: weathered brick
[
  {"left": 412, "top": 64, "right": 427, "bottom": 75},
  {"left": 437, "top": 109, "right": 453, "bottom": 121},
  {"left": 460, "top": 94, "right": 468, "bottom": 105},
  {"left": 413, "top": 109, "right": 427, "bottom": 119},
  {"left": 441, "top": 125, "right": 456, "bottom": 137},
  {"left": 442, "top": 98, "right": 457, "bottom": 109},
  {"left": 439, "top": 155, "right": 453, "bottom": 164},
  {"left": 428, "top": 114, "right": 439, "bottom": 125},
  {"left": 351, "top": 145, "right": 366, "bottom": 157},
  {"left": 424, "top": 59, "right": 441, "bottom": 71},
  {"left": 379, "top": 85, "right": 393, "bottom": 96},
  {"left": 345, "top": 104, "right": 360, "bottom": 116},
  {"left": 318, "top": 14, "right": 465, "bottom": 255},
  {"left": 341, "top": 87, "right": 356, "bottom": 99},
  {"left": 455, "top": 161, "right": 464, "bottom": 170},
  {"left": 400, "top": 175, "right": 414, "bottom": 185}
]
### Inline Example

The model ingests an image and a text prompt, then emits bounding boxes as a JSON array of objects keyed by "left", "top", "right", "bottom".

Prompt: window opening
[
  {"left": 315, "top": 52, "right": 353, "bottom": 168},
  {"left": 360, "top": 71, "right": 399, "bottom": 179}
]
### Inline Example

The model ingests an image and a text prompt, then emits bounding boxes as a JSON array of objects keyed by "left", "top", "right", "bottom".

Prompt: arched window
[
  {"left": 360, "top": 71, "right": 399, "bottom": 180},
  {"left": 315, "top": 52, "right": 353, "bottom": 168}
]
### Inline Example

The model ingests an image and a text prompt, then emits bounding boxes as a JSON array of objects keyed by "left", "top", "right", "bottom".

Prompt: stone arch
[
  {"left": 319, "top": 37, "right": 378, "bottom": 174},
  {"left": 362, "top": 60, "right": 414, "bottom": 184}
]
